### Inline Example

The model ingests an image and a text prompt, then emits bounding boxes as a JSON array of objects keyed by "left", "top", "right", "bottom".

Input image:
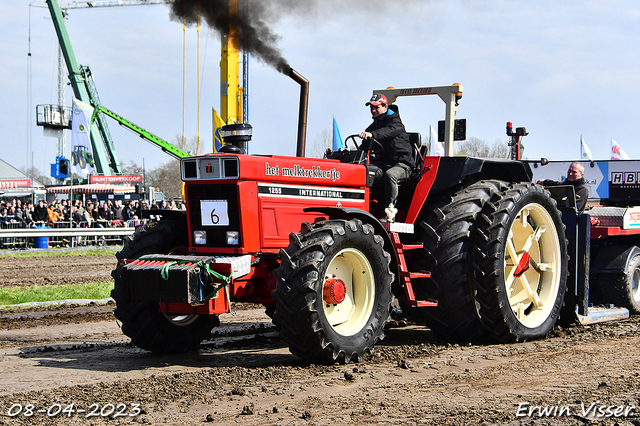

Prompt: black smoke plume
[
  {"left": 170, "top": 0, "right": 423, "bottom": 74},
  {"left": 170, "top": 0, "right": 292, "bottom": 74}
]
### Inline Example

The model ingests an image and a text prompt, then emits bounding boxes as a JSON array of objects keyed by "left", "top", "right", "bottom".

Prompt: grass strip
[
  {"left": 0, "top": 282, "right": 114, "bottom": 306},
  {"left": 0, "top": 248, "right": 119, "bottom": 258}
]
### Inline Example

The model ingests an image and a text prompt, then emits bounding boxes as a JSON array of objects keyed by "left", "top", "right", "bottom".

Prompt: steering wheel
[{"left": 344, "top": 134, "right": 385, "bottom": 157}]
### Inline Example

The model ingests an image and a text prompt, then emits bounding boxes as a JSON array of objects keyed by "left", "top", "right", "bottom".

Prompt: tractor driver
[{"left": 359, "top": 94, "right": 414, "bottom": 222}]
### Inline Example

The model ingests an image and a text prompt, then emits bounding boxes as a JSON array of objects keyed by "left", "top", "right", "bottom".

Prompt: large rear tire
[
  {"left": 410, "top": 180, "right": 507, "bottom": 341},
  {"left": 111, "top": 219, "right": 220, "bottom": 353},
  {"left": 472, "top": 183, "right": 568, "bottom": 341},
  {"left": 272, "top": 218, "right": 394, "bottom": 364}
]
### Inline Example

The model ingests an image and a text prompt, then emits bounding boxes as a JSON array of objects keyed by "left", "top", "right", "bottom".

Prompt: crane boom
[
  {"left": 46, "top": 0, "right": 119, "bottom": 174},
  {"left": 92, "top": 105, "right": 191, "bottom": 160},
  {"left": 80, "top": 65, "right": 122, "bottom": 171},
  {"left": 45, "top": 0, "right": 170, "bottom": 174}
]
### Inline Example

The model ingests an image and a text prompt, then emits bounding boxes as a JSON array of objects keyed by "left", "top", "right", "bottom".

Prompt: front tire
[
  {"left": 472, "top": 183, "right": 568, "bottom": 341},
  {"left": 111, "top": 219, "right": 220, "bottom": 353},
  {"left": 272, "top": 218, "right": 394, "bottom": 364}
]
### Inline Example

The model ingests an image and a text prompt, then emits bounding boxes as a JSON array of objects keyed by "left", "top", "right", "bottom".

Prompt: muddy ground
[
  {"left": 0, "top": 251, "right": 114, "bottom": 288},
  {"left": 0, "top": 253, "right": 639, "bottom": 425}
]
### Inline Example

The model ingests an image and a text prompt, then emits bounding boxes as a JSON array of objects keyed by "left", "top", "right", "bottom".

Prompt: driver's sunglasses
[{"left": 370, "top": 104, "right": 385, "bottom": 109}]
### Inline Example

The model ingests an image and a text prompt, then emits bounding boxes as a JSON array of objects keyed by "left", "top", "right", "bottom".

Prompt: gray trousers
[{"left": 373, "top": 162, "right": 412, "bottom": 207}]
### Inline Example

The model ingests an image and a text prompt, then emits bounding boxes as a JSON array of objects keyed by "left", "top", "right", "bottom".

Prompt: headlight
[
  {"left": 193, "top": 230, "right": 207, "bottom": 245},
  {"left": 226, "top": 231, "right": 239, "bottom": 245}
]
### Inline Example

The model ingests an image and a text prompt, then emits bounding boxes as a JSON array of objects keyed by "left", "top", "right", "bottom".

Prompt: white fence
[{"left": 0, "top": 220, "right": 140, "bottom": 249}]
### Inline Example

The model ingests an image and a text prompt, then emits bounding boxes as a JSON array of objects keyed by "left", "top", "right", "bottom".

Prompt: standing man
[
  {"left": 538, "top": 161, "right": 589, "bottom": 212},
  {"left": 21, "top": 202, "right": 33, "bottom": 225},
  {"left": 33, "top": 200, "right": 48, "bottom": 224},
  {"left": 359, "top": 94, "right": 414, "bottom": 222}
]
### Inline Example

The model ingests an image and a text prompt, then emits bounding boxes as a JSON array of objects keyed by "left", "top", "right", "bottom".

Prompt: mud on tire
[
  {"left": 111, "top": 219, "right": 220, "bottom": 353},
  {"left": 472, "top": 183, "right": 568, "bottom": 341},
  {"left": 271, "top": 218, "right": 394, "bottom": 364}
]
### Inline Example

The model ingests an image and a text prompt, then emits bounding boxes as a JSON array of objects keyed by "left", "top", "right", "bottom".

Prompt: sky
[{"left": 2, "top": 0, "right": 640, "bottom": 177}]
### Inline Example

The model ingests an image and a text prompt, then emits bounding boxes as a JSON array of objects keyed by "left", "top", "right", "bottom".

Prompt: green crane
[
  {"left": 44, "top": 0, "right": 172, "bottom": 175},
  {"left": 45, "top": 0, "right": 120, "bottom": 174},
  {"left": 91, "top": 105, "right": 190, "bottom": 160}
]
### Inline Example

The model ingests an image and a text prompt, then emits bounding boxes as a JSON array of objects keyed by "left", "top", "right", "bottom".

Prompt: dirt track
[
  {"left": 0, "top": 254, "right": 639, "bottom": 425},
  {"left": 0, "top": 252, "right": 113, "bottom": 288}
]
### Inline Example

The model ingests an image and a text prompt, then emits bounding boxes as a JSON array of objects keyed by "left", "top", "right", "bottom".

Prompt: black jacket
[
  {"left": 541, "top": 177, "right": 589, "bottom": 213},
  {"left": 365, "top": 105, "right": 414, "bottom": 167},
  {"left": 33, "top": 204, "right": 48, "bottom": 222}
]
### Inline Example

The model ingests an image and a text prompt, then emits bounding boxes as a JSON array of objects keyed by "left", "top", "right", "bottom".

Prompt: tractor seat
[
  {"left": 365, "top": 132, "right": 427, "bottom": 188},
  {"left": 409, "top": 132, "right": 422, "bottom": 149},
  {"left": 405, "top": 132, "right": 427, "bottom": 179},
  {"left": 390, "top": 132, "right": 428, "bottom": 210}
]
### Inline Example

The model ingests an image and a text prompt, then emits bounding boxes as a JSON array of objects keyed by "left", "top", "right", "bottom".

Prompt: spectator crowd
[{"left": 0, "top": 198, "right": 186, "bottom": 229}]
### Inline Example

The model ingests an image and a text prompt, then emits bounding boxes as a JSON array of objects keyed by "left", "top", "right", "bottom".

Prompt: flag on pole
[
  {"left": 71, "top": 98, "right": 96, "bottom": 178},
  {"left": 430, "top": 125, "right": 444, "bottom": 156},
  {"left": 213, "top": 109, "right": 225, "bottom": 153},
  {"left": 580, "top": 135, "right": 593, "bottom": 162},
  {"left": 611, "top": 139, "right": 630, "bottom": 160},
  {"left": 332, "top": 116, "right": 344, "bottom": 151}
]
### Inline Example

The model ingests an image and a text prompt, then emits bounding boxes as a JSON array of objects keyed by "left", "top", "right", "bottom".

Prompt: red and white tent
[{"left": 46, "top": 184, "right": 135, "bottom": 194}]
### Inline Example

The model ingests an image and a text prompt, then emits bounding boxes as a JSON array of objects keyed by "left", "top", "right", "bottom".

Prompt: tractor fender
[
  {"left": 406, "top": 156, "right": 534, "bottom": 225},
  {"left": 303, "top": 206, "right": 399, "bottom": 281},
  {"left": 591, "top": 244, "right": 640, "bottom": 275},
  {"left": 430, "top": 157, "right": 533, "bottom": 194}
]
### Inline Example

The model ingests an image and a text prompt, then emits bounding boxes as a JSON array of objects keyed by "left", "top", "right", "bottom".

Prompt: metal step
[
  {"left": 400, "top": 270, "right": 431, "bottom": 279},
  {"left": 389, "top": 231, "right": 437, "bottom": 308}
]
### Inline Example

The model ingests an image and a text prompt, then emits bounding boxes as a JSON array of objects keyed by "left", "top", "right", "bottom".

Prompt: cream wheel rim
[
  {"left": 163, "top": 313, "right": 199, "bottom": 326},
  {"left": 504, "top": 202, "right": 562, "bottom": 328},
  {"left": 322, "top": 248, "right": 375, "bottom": 336}
]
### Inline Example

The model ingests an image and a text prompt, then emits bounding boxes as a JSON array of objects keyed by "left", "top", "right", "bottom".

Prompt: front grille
[{"left": 187, "top": 184, "right": 240, "bottom": 247}]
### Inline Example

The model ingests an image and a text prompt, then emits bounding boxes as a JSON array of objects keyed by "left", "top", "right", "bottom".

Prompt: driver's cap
[{"left": 365, "top": 94, "right": 387, "bottom": 107}]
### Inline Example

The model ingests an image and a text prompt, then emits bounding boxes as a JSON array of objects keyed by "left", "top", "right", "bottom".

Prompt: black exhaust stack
[{"left": 289, "top": 68, "right": 309, "bottom": 157}]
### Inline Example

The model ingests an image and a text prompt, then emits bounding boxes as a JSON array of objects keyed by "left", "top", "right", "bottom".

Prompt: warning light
[{"left": 453, "top": 83, "right": 462, "bottom": 105}]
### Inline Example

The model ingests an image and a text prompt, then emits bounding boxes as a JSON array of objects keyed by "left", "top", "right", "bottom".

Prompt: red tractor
[{"left": 113, "top": 77, "right": 571, "bottom": 364}]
